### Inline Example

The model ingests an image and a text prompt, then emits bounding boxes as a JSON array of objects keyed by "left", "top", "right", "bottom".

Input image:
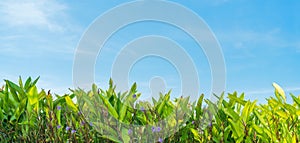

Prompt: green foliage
[{"left": 0, "top": 78, "right": 299, "bottom": 143}]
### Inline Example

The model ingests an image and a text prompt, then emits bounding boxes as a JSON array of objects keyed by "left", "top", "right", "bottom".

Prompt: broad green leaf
[
  {"left": 28, "top": 86, "right": 39, "bottom": 105},
  {"left": 92, "top": 121, "right": 119, "bottom": 136},
  {"left": 223, "top": 107, "right": 239, "bottom": 121},
  {"left": 32, "top": 76, "right": 40, "bottom": 86},
  {"left": 228, "top": 118, "right": 243, "bottom": 138},
  {"left": 291, "top": 94, "right": 300, "bottom": 108},
  {"left": 196, "top": 94, "right": 204, "bottom": 118},
  {"left": 241, "top": 101, "right": 250, "bottom": 122},
  {"left": 119, "top": 101, "right": 128, "bottom": 122},
  {"left": 24, "top": 77, "right": 32, "bottom": 90},
  {"left": 5, "top": 80, "right": 20, "bottom": 102},
  {"left": 99, "top": 94, "right": 119, "bottom": 119},
  {"left": 253, "top": 111, "right": 267, "bottom": 127},
  {"left": 121, "top": 128, "right": 130, "bottom": 143},
  {"left": 157, "top": 91, "right": 171, "bottom": 116},
  {"left": 56, "top": 103, "right": 62, "bottom": 125},
  {"left": 252, "top": 124, "right": 263, "bottom": 134},
  {"left": 102, "top": 135, "right": 122, "bottom": 143},
  {"left": 65, "top": 96, "right": 78, "bottom": 112},
  {"left": 6, "top": 80, "right": 25, "bottom": 96},
  {"left": 292, "top": 134, "right": 297, "bottom": 143},
  {"left": 190, "top": 128, "right": 201, "bottom": 142},
  {"left": 92, "top": 83, "right": 98, "bottom": 95},
  {"left": 130, "top": 82, "right": 137, "bottom": 94},
  {"left": 228, "top": 93, "right": 246, "bottom": 105},
  {"left": 12, "top": 98, "right": 27, "bottom": 122}
]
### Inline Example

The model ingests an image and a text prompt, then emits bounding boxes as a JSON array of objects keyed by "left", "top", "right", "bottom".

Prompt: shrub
[{"left": 0, "top": 77, "right": 299, "bottom": 142}]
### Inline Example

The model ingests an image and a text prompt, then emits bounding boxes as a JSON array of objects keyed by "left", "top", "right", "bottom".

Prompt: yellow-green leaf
[
  {"left": 65, "top": 96, "right": 78, "bottom": 112},
  {"left": 292, "top": 134, "right": 297, "bottom": 143},
  {"left": 190, "top": 128, "right": 201, "bottom": 142},
  {"left": 28, "top": 86, "right": 39, "bottom": 105},
  {"left": 272, "top": 82, "right": 286, "bottom": 101},
  {"left": 99, "top": 95, "right": 119, "bottom": 119}
]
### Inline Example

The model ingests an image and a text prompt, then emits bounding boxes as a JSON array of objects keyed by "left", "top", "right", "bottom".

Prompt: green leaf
[
  {"left": 12, "top": 98, "right": 27, "bottom": 122},
  {"left": 241, "top": 101, "right": 256, "bottom": 122},
  {"left": 228, "top": 118, "right": 243, "bottom": 138},
  {"left": 18, "top": 76, "right": 23, "bottom": 89},
  {"left": 121, "top": 128, "right": 130, "bottom": 143},
  {"left": 28, "top": 86, "right": 39, "bottom": 105},
  {"left": 223, "top": 107, "right": 239, "bottom": 121},
  {"left": 32, "top": 76, "right": 40, "bottom": 86},
  {"left": 99, "top": 94, "right": 119, "bottom": 119},
  {"left": 119, "top": 101, "right": 128, "bottom": 122},
  {"left": 56, "top": 104, "right": 62, "bottom": 125},
  {"left": 5, "top": 80, "right": 23, "bottom": 102},
  {"left": 65, "top": 96, "right": 78, "bottom": 112},
  {"left": 24, "top": 77, "right": 32, "bottom": 90},
  {"left": 0, "top": 106, "right": 4, "bottom": 120},
  {"left": 252, "top": 124, "right": 263, "bottom": 134},
  {"left": 253, "top": 111, "right": 267, "bottom": 127},
  {"left": 190, "top": 128, "right": 201, "bottom": 142},
  {"left": 196, "top": 94, "right": 204, "bottom": 118},
  {"left": 92, "top": 83, "right": 98, "bottom": 95},
  {"left": 291, "top": 94, "right": 300, "bottom": 108},
  {"left": 292, "top": 134, "right": 297, "bottom": 143},
  {"left": 157, "top": 91, "right": 170, "bottom": 115}
]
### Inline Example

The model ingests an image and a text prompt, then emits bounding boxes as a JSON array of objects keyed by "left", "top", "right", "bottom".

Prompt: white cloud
[
  {"left": 0, "top": 0, "right": 80, "bottom": 58},
  {"left": 0, "top": 0, "right": 67, "bottom": 32}
]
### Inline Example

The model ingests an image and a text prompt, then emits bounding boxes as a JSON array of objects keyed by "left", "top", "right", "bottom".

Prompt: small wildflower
[
  {"left": 78, "top": 111, "right": 82, "bottom": 115},
  {"left": 140, "top": 107, "right": 145, "bottom": 111},
  {"left": 128, "top": 129, "right": 133, "bottom": 135},
  {"left": 156, "top": 127, "right": 161, "bottom": 132},
  {"left": 89, "top": 122, "right": 93, "bottom": 126},
  {"left": 81, "top": 121, "right": 85, "bottom": 126},
  {"left": 66, "top": 126, "right": 71, "bottom": 131},
  {"left": 151, "top": 126, "right": 156, "bottom": 132},
  {"left": 158, "top": 137, "right": 163, "bottom": 143},
  {"left": 71, "top": 129, "right": 76, "bottom": 134},
  {"left": 57, "top": 106, "right": 61, "bottom": 110},
  {"left": 133, "top": 94, "right": 137, "bottom": 98},
  {"left": 57, "top": 125, "right": 61, "bottom": 129},
  {"left": 192, "top": 121, "right": 195, "bottom": 124}
]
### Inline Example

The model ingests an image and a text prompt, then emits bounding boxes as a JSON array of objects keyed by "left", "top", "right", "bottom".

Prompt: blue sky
[{"left": 0, "top": 0, "right": 299, "bottom": 103}]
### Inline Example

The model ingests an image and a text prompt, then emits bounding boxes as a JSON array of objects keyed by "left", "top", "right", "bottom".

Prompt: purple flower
[
  {"left": 57, "top": 106, "right": 61, "bottom": 110},
  {"left": 133, "top": 94, "right": 137, "bottom": 98},
  {"left": 140, "top": 107, "right": 145, "bottom": 111},
  {"left": 151, "top": 126, "right": 156, "bottom": 132},
  {"left": 81, "top": 121, "right": 85, "bottom": 126},
  {"left": 158, "top": 137, "right": 163, "bottom": 143},
  {"left": 57, "top": 125, "right": 61, "bottom": 129},
  {"left": 156, "top": 127, "right": 161, "bottom": 132},
  {"left": 78, "top": 111, "right": 82, "bottom": 115},
  {"left": 89, "top": 122, "right": 93, "bottom": 126},
  {"left": 192, "top": 121, "right": 195, "bottom": 124},
  {"left": 128, "top": 129, "right": 133, "bottom": 135},
  {"left": 66, "top": 126, "right": 71, "bottom": 131},
  {"left": 71, "top": 129, "right": 76, "bottom": 134}
]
